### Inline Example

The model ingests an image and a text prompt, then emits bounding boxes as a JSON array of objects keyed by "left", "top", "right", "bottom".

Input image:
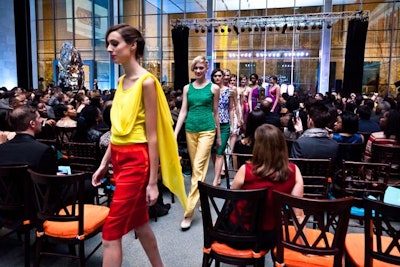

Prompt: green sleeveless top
[{"left": 185, "top": 82, "right": 216, "bottom": 132}]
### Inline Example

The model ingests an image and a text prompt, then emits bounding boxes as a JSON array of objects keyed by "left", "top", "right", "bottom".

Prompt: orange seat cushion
[
  {"left": 345, "top": 233, "right": 400, "bottom": 267},
  {"left": 210, "top": 242, "right": 268, "bottom": 259},
  {"left": 274, "top": 226, "right": 336, "bottom": 267},
  {"left": 43, "top": 204, "right": 109, "bottom": 239}
]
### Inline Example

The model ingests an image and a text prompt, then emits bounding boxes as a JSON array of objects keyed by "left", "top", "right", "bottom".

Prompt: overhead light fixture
[
  {"left": 275, "top": 25, "right": 280, "bottom": 31},
  {"left": 303, "top": 24, "right": 309, "bottom": 30},
  {"left": 227, "top": 27, "right": 232, "bottom": 32},
  {"left": 311, "top": 24, "right": 317, "bottom": 30},
  {"left": 268, "top": 26, "right": 273, "bottom": 31},
  {"left": 318, "top": 24, "right": 323, "bottom": 30},
  {"left": 281, "top": 23, "right": 288, "bottom": 34},
  {"left": 327, "top": 23, "right": 332, "bottom": 29},
  {"left": 289, "top": 25, "right": 294, "bottom": 31},
  {"left": 194, "top": 28, "right": 199, "bottom": 33},
  {"left": 254, "top": 26, "right": 259, "bottom": 32},
  {"left": 201, "top": 27, "right": 206, "bottom": 33},
  {"left": 241, "top": 27, "right": 245, "bottom": 33},
  {"left": 260, "top": 26, "right": 266, "bottom": 31},
  {"left": 248, "top": 27, "right": 252, "bottom": 32},
  {"left": 214, "top": 27, "right": 218, "bottom": 33},
  {"left": 220, "top": 27, "right": 225, "bottom": 33},
  {"left": 207, "top": 27, "right": 212, "bottom": 33}
]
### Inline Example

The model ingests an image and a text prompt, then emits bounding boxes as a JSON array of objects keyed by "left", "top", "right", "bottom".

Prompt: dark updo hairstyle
[
  {"left": 105, "top": 23, "right": 145, "bottom": 59},
  {"left": 211, "top": 68, "right": 224, "bottom": 84}
]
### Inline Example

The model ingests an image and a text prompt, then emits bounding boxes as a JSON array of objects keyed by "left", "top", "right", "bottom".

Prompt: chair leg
[
  {"left": 79, "top": 241, "right": 85, "bottom": 267},
  {"left": 24, "top": 228, "right": 30, "bottom": 267},
  {"left": 34, "top": 236, "right": 42, "bottom": 267},
  {"left": 202, "top": 253, "right": 212, "bottom": 267}
]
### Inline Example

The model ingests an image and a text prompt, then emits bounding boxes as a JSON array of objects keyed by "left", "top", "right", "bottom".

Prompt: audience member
[
  {"left": 364, "top": 109, "right": 400, "bottom": 162},
  {"left": 356, "top": 104, "right": 381, "bottom": 133},
  {"left": 232, "top": 109, "right": 266, "bottom": 169},
  {"left": 331, "top": 111, "right": 363, "bottom": 143},
  {"left": 290, "top": 102, "right": 338, "bottom": 159},
  {"left": 73, "top": 105, "right": 102, "bottom": 143},
  {"left": 230, "top": 124, "right": 304, "bottom": 250},
  {"left": 259, "top": 97, "right": 281, "bottom": 127},
  {"left": 0, "top": 105, "right": 57, "bottom": 174},
  {"left": 55, "top": 104, "right": 77, "bottom": 128}
]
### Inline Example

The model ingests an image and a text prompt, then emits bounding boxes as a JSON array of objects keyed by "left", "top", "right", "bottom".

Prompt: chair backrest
[
  {"left": 371, "top": 143, "right": 400, "bottom": 166},
  {"left": 273, "top": 191, "right": 354, "bottom": 267},
  {"left": 363, "top": 197, "right": 400, "bottom": 267},
  {"left": 288, "top": 158, "right": 332, "bottom": 199},
  {"left": 28, "top": 169, "right": 86, "bottom": 232},
  {"left": 65, "top": 142, "right": 98, "bottom": 174},
  {"left": 223, "top": 152, "right": 253, "bottom": 189},
  {"left": 55, "top": 126, "right": 76, "bottom": 151},
  {"left": 338, "top": 161, "right": 390, "bottom": 205},
  {"left": 198, "top": 181, "right": 267, "bottom": 251},
  {"left": 336, "top": 142, "right": 365, "bottom": 163},
  {"left": 0, "top": 165, "right": 30, "bottom": 219}
]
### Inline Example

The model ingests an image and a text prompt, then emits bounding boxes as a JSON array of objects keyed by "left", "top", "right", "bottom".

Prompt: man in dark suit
[
  {"left": 0, "top": 105, "right": 57, "bottom": 174},
  {"left": 290, "top": 102, "right": 338, "bottom": 159},
  {"left": 259, "top": 97, "right": 281, "bottom": 127}
]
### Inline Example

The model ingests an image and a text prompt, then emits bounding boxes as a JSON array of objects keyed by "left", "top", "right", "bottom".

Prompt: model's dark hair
[
  {"left": 211, "top": 68, "right": 224, "bottom": 84},
  {"left": 105, "top": 23, "right": 145, "bottom": 59}
]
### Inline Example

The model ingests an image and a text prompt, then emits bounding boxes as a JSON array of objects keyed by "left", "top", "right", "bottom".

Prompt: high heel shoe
[{"left": 180, "top": 217, "right": 192, "bottom": 231}]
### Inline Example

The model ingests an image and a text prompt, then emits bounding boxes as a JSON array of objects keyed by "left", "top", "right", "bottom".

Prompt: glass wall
[{"left": 34, "top": 0, "right": 400, "bottom": 96}]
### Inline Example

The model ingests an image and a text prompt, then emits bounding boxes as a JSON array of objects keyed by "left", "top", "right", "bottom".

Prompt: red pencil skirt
[{"left": 102, "top": 143, "right": 149, "bottom": 241}]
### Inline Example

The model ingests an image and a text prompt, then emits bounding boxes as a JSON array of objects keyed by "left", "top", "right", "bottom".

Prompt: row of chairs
[
  {"left": 198, "top": 181, "right": 400, "bottom": 267},
  {"left": 0, "top": 165, "right": 109, "bottom": 267}
]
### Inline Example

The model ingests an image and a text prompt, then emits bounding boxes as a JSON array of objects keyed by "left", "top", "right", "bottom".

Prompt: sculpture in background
[{"left": 58, "top": 42, "right": 84, "bottom": 91}]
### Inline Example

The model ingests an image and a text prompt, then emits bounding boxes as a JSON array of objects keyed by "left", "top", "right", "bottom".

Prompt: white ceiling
[{"left": 147, "top": 0, "right": 358, "bottom": 14}]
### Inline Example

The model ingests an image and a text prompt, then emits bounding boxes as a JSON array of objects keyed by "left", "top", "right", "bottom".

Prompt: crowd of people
[{"left": 1, "top": 23, "right": 400, "bottom": 267}]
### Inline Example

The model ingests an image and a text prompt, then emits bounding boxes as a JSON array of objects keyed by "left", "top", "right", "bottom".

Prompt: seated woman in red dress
[{"left": 230, "top": 124, "right": 304, "bottom": 249}]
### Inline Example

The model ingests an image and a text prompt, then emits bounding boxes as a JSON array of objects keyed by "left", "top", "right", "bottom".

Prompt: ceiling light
[
  {"left": 220, "top": 27, "right": 225, "bottom": 33},
  {"left": 275, "top": 26, "right": 280, "bottom": 31},
  {"left": 268, "top": 26, "right": 273, "bottom": 31},
  {"left": 195, "top": 28, "right": 199, "bottom": 33},
  {"left": 201, "top": 27, "right": 205, "bottom": 33},
  {"left": 289, "top": 25, "right": 294, "bottom": 31},
  {"left": 311, "top": 24, "right": 317, "bottom": 30},
  {"left": 248, "top": 27, "right": 252, "bottom": 32},
  {"left": 296, "top": 25, "right": 301, "bottom": 30}
]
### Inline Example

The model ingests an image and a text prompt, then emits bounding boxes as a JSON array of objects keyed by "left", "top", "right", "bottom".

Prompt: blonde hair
[
  {"left": 251, "top": 124, "right": 289, "bottom": 182},
  {"left": 190, "top": 56, "right": 209, "bottom": 71}
]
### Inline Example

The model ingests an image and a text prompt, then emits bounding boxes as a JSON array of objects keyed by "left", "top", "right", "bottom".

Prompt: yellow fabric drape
[{"left": 111, "top": 72, "right": 187, "bottom": 210}]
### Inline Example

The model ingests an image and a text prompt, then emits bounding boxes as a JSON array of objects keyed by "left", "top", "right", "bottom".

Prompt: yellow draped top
[{"left": 110, "top": 72, "right": 187, "bottom": 209}]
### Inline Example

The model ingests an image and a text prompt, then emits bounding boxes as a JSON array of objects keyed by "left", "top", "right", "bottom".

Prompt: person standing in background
[
  {"left": 268, "top": 75, "right": 281, "bottom": 113},
  {"left": 174, "top": 55, "right": 220, "bottom": 231},
  {"left": 211, "top": 68, "right": 235, "bottom": 186}
]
